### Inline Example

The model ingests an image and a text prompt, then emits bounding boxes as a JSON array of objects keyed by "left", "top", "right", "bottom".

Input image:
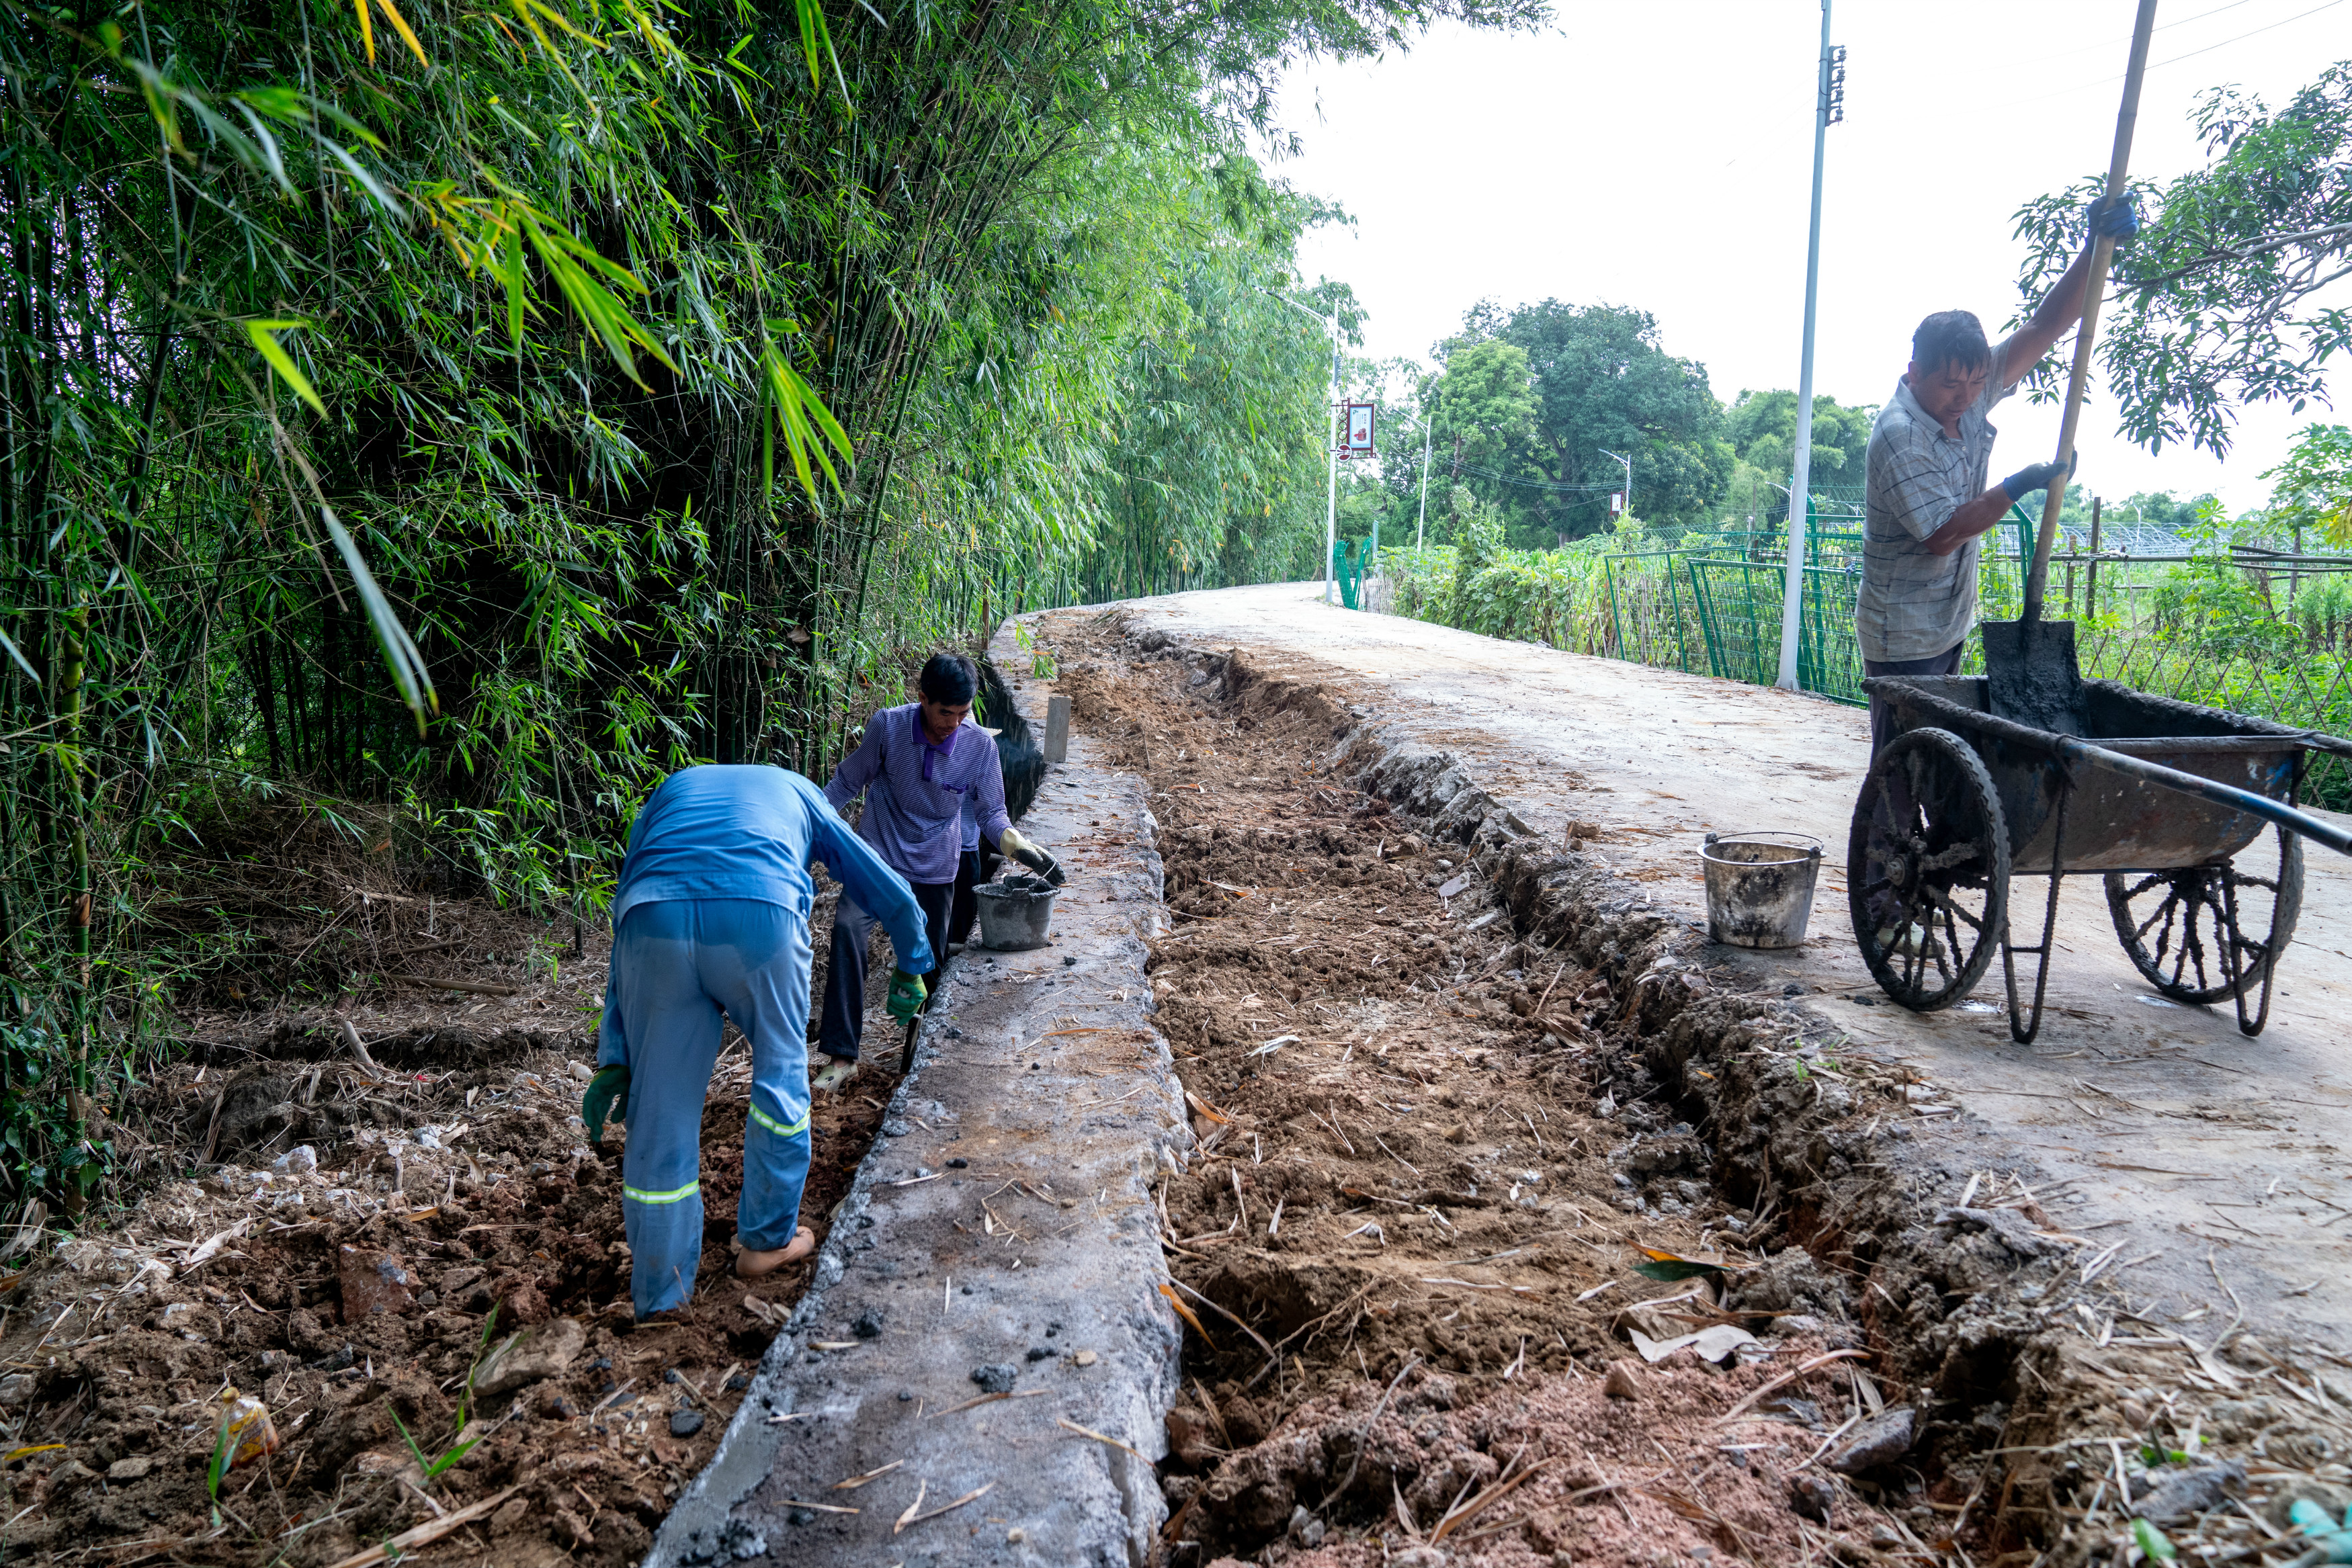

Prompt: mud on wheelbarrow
[{"left": 1850, "top": 674, "right": 2352, "bottom": 1042}]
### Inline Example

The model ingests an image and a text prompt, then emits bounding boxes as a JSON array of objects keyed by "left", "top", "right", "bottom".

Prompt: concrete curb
[{"left": 646, "top": 622, "right": 1188, "bottom": 1567}]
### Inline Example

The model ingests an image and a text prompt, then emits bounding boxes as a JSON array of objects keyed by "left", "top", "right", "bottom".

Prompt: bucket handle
[{"left": 1703, "top": 831, "right": 1822, "bottom": 860}]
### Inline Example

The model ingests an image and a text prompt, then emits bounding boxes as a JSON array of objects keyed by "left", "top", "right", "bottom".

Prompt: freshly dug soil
[
  {"left": 0, "top": 887, "right": 900, "bottom": 1565},
  {"left": 1036, "top": 615, "right": 1917, "bottom": 1567}
]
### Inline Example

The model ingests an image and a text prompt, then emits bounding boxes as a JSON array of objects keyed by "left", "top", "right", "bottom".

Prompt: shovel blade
[{"left": 1982, "top": 617, "right": 2084, "bottom": 736}]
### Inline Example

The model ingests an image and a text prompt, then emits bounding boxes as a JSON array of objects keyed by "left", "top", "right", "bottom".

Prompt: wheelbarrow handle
[
  {"left": 2055, "top": 735, "right": 2352, "bottom": 859},
  {"left": 2287, "top": 728, "right": 2352, "bottom": 762}
]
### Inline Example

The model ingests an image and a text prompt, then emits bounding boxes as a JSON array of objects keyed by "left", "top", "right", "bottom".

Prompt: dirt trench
[
  {"left": 1035, "top": 610, "right": 2352, "bottom": 1568},
  {"left": 0, "top": 891, "right": 902, "bottom": 1566}
]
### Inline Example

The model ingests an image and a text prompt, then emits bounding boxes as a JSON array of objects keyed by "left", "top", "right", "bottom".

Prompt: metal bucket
[
  {"left": 974, "top": 873, "right": 1060, "bottom": 951},
  {"left": 1700, "top": 832, "right": 1824, "bottom": 949}
]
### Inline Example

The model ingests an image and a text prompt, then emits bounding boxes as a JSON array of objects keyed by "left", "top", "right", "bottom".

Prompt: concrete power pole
[
  {"left": 1415, "top": 406, "right": 1434, "bottom": 550},
  {"left": 1775, "top": 3, "right": 1843, "bottom": 691},
  {"left": 1324, "top": 329, "right": 1341, "bottom": 605},
  {"left": 1268, "top": 290, "right": 1345, "bottom": 606}
]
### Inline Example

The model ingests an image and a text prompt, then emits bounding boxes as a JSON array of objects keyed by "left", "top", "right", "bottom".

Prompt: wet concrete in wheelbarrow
[{"left": 646, "top": 631, "right": 1189, "bottom": 1567}]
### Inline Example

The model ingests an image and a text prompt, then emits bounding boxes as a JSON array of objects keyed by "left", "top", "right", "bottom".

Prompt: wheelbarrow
[{"left": 1849, "top": 674, "right": 2352, "bottom": 1043}]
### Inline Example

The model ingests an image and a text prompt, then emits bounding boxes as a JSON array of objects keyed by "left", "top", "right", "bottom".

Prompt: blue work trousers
[{"left": 601, "top": 898, "right": 813, "bottom": 1317}]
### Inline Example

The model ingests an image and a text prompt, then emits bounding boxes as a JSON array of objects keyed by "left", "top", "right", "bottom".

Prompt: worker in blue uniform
[{"left": 581, "top": 765, "right": 934, "bottom": 1319}]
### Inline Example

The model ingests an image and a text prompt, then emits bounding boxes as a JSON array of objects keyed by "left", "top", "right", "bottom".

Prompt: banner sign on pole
[
  {"left": 1610, "top": 492, "right": 1626, "bottom": 515},
  {"left": 1341, "top": 402, "right": 1375, "bottom": 459}
]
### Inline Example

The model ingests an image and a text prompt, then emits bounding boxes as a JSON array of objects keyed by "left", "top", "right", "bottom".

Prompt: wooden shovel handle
[{"left": 2023, "top": 0, "right": 2160, "bottom": 624}]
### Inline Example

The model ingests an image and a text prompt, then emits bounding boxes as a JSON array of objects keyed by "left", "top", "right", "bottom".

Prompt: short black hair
[
  {"left": 1912, "top": 310, "right": 1991, "bottom": 376},
  {"left": 918, "top": 652, "right": 977, "bottom": 706}
]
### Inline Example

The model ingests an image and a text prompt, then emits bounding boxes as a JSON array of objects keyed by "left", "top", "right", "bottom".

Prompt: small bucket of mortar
[
  {"left": 1699, "top": 832, "right": 1823, "bottom": 949},
  {"left": 974, "top": 873, "right": 1060, "bottom": 951}
]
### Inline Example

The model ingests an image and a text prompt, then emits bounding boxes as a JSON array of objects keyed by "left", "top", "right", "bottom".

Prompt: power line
[
  {"left": 2142, "top": 0, "right": 2347, "bottom": 70},
  {"left": 2036, "top": 0, "right": 2262, "bottom": 63},
  {"left": 1432, "top": 458, "right": 1621, "bottom": 494},
  {"left": 2000, "top": 0, "right": 2346, "bottom": 108}
]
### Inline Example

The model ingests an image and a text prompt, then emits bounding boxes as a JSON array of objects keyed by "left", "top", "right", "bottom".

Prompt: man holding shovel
[
  {"left": 1857, "top": 193, "right": 2141, "bottom": 758},
  {"left": 813, "top": 653, "right": 1064, "bottom": 1092}
]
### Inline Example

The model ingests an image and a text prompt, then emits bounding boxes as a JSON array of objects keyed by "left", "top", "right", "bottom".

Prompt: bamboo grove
[{"left": 1, "top": 0, "right": 1543, "bottom": 1204}]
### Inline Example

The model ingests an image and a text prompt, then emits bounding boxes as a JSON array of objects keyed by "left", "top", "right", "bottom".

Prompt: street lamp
[
  {"left": 1385, "top": 404, "right": 1443, "bottom": 552},
  {"left": 1598, "top": 449, "right": 1632, "bottom": 523},
  {"left": 1267, "top": 290, "right": 1343, "bottom": 606}
]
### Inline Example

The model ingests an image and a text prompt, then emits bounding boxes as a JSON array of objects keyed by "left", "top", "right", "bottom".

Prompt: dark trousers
[
  {"left": 948, "top": 847, "right": 988, "bottom": 949},
  {"left": 816, "top": 879, "right": 952, "bottom": 1061},
  {"left": 1865, "top": 642, "right": 1964, "bottom": 758}
]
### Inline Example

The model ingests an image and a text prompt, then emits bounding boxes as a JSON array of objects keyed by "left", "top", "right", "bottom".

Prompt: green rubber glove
[
  {"left": 886, "top": 969, "right": 927, "bottom": 1024},
  {"left": 2290, "top": 1499, "right": 2352, "bottom": 1563},
  {"left": 583, "top": 1065, "right": 630, "bottom": 1145}
]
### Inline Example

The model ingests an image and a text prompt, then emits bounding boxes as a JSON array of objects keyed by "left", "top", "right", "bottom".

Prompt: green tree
[
  {"left": 1724, "top": 390, "right": 1878, "bottom": 490},
  {"left": 1454, "top": 299, "right": 1733, "bottom": 541},
  {"left": 2013, "top": 62, "right": 2352, "bottom": 455},
  {"left": 2264, "top": 425, "right": 2352, "bottom": 547},
  {"left": 1429, "top": 341, "right": 1540, "bottom": 478}
]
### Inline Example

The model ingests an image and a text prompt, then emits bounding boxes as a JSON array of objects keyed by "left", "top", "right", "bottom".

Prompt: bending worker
[
  {"left": 814, "top": 653, "right": 1064, "bottom": 1091},
  {"left": 1857, "top": 193, "right": 2140, "bottom": 755},
  {"left": 582, "top": 765, "right": 934, "bottom": 1319}
]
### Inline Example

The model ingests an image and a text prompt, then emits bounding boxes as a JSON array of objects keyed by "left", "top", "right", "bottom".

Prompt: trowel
[{"left": 1982, "top": 0, "right": 2156, "bottom": 737}]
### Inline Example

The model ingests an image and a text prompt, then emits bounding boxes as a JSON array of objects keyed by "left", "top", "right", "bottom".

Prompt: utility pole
[
  {"left": 1415, "top": 407, "right": 1435, "bottom": 550},
  {"left": 1775, "top": 3, "right": 1844, "bottom": 691},
  {"left": 1267, "top": 290, "right": 1344, "bottom": 605}
]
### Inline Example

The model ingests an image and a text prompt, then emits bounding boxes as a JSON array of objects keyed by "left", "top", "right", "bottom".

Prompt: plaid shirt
[{"left": 1857, "top": 353, "right": 2013, "bottom": 662}]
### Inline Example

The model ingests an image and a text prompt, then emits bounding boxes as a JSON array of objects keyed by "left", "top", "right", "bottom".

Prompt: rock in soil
[
  {"left": 337, "top": 1244, "right": 418, "bottom": 1319},
  {"left": 1824, "top": 1405, "right": 1916, "bottom": 1473},
  {"left": 2136, "top": 1460, "right": 2247, "bottom": 1525},
  {"left": 472, "top": 1314, "right": 588, "bottom": 1397}
]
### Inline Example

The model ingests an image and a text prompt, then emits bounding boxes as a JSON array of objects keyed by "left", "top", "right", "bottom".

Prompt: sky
[{"left": 1266, "top": 0, "right": 2351, "bottom": 514}]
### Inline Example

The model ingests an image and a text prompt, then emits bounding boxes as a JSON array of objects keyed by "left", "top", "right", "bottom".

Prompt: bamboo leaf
[
  {"left": 317, "top": 505, "right": 439, "bottom": 733},
  {"left": 244, "top": 320, "right": 326, "bottom": 417},
  {"left": 0, "top": 624, "right": 40, "bottom": 685},
  {"left": 351, "top": 0, "right": 376, "bottom": 63},
  {"left": 793, "top": 0, "right": 851, "bottom": 110},
  {"left": 372, "top": 0, "right": 431, "bottom": 67},
  {"left": 515, "top": 0, "right": 610, "bottom": 50},
  {"left": 318, "top": 137, "right": 404, "bottom": 220}
]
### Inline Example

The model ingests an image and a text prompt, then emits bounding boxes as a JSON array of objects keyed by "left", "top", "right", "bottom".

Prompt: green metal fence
[
  {"left": 1608, "top": 502, "right": 2047, "bottom": 708},
  {"left": 1386, "top": 500, "right": 2352, "bottom": 810},
  {"left": 1600, "top": 549, "right": 1700, "bottom": 673},
  {"left": 1683, "top": 557, "right": 1869, "bottom": 703}
]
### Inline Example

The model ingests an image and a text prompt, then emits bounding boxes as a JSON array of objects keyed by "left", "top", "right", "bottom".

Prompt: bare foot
[{"left": 734, "top": 1226, "right": 816, "bottom": 1279}]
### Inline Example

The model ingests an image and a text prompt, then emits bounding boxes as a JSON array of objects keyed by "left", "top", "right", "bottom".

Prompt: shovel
[{"left": 1982, "top": 0, "right": 2158, "bottom": 736}]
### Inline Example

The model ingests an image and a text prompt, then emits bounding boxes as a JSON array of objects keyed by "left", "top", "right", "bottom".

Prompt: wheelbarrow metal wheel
[
  {"left": 1848, "top": 726, "right": 2011, "bottom": 1011},
  {"left": 2104, "top": 828, "right": 2303, "bottom": 1008}
]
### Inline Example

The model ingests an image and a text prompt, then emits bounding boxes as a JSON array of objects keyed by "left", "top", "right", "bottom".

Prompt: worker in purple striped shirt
[{"left": 816, "top": 654, "right": 1064, "bottom": 1089}]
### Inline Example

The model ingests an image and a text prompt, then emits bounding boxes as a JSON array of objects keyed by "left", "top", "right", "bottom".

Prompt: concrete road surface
[{"left": 1118, "top": 580, "right": 2352, "bottom": 1343}]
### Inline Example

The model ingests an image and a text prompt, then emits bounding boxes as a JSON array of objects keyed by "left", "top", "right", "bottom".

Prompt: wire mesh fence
[{"left": 1381, "top": 501, "right": 2352, "bottom": 809}]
